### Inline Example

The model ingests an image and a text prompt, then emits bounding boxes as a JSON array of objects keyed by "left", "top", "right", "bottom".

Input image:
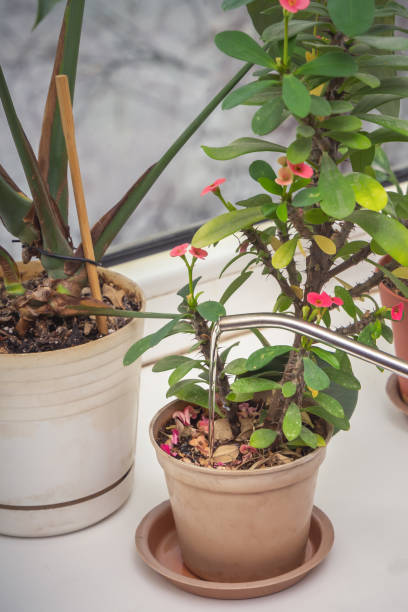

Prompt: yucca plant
[{"left": 0, "top": 0, "right": 252, "bottom": 338}]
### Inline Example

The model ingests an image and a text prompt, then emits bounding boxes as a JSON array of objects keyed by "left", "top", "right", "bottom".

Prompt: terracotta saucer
[
  {"left": 386, "top": 374, "right": 408, "bottom": 416},
  {"left": 135, "top": 500, "right": 334, "bottom": 600}
]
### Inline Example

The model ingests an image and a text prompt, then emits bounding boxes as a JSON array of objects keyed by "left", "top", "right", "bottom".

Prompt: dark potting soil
[
  {"left": 0, "top": 272, "right": 141, "bottom": 354},
  {"left": 156, "top": 400, "right": 326, "bottom": 471}
]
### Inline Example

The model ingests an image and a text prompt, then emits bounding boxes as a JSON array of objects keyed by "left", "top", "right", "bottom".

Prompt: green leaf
[
  {"left": 215, "top": 31, "right": 275, "bottom": 68},
  {"left": 152, "top": 355, "right": 196, "bottom": 372},
  {"left": 0, "top": 170, "right": 37, "bottom": 243},
  {"left": 381, "top": 322, "right": 393, "bottom": 344},
  {"left": 327, "top": 0, "right": 374, "bottom": 37},
  {"left": 202, "top": 137, "right": 286, "bottom": 160},
  {"left": 321, "top": 116, "right": 362, "bottom": 132},
  {"left": 192, "top": 207, "right": 264, "bottom": 248},
  {"left": 355, "top": 35, "right": 408, "bottom": 51},
  {"left": 369, "top": 128, "right": 408, "bottom": 146},
  {"left": 246, "top": 345, "right": 293, "bottom": 371},
  {"left": 38, "top": 0, "right": 85, "bottom": 223},
  {"left": 249, "top": 160, "right": 276, "bottom": 182},
  {"left": 291, "top": 187, "right": 321, "bottom": 208},
  {"left": 0, "top": 66, "right": 73, "bottom": 277},
  {"left": 358, "top": 55, "right": 408, "bottom": 71},
  {"left": 168, "top": 360, "right": 203, "bottom": 386},
  {"left": 299, "top": 426, "right": 318, "bottom": 449},
  {"left": 252, "top": 98, "right": 287, "bottom": 135},
  {"left": 371, "top": 260, "right": 408, "bottom": 299},
  {"left": 335, "top": 240, "right": 368, "bottom": 260},
  {"left": 33, "top": 0, "right": 64, "bottom": 27},
  {"left": 282, "top": 75, "right": 311, "bottom": 119},
  {"left": 273, "top": 293, "right": 293, "bottom": 313},
  {"left": 303, "top": 357, "right": 330, "bottom": 391},
  {"left": 172, "top": 384, "right": 209, "bottom": 410},
  {"left": 222, "top": 80, "right": 278, "bottom": 110},
  {"left": 249, "top": 428, "right": 277, "bottom": 449},
  {"left": 327, "top": 132, "right": 372, "bottom": 150},
  {"left": 287, "top": 137, "right": 312, "bottom": 164},
  {"left": 236, "top": 194, "right": 272, "bottom": 208},
  {"left": 258, "top": 177, "right": 283, "bottom": 196},
  {"left": 354, "top": 72, "right": 381, "bottom": 89},
  {"left": 282, "top": 402, "right": 302, "bottom": 441},
  {"left": 196, "top": 300, "right": 226, "bottom": 322},
  {"left": 220, "top": 271, "right": 253, "bottom": 305},
  {"left": 272, "top": 237, "right": 298, "bottom": 269},
  {"left": 330, "top": 100, "right": 354, "bottom": 114},
  {"left": 349, "top": 211, "right": 408, "bottom": 266},
  {"left": 318, "top": 153, "right": 355, "bottom": 219},
  {"left": 313, "top": 392, "right": 345, "bottom": 418},
  {"left": 0, "top": 245, "right": 24, "bottom": 295},
  {"left": 123, "top": 318, "right": 181, "bottom": 365},
  {"left": 222, "top": 0, "right": 253, "bottom": 11},
  {"left": 321, "top": 365, "right": 361, "bottom": 390},
  {"left": 305, "top": 403, "right": 350, "bottom": 432},
  {"left": 231, "top": 377, "right": 281, "bottom": 394},
  {"left": 345, "top": 173, "right": 387, "bottom": 211},
  {"left": 357, "top": 113, "right": 408, "bottom": 138},
  {"left": 350, "top": 146, "right": 375, "bottom": 173},
  {"left": 282, "top": 381, "right": 297, "bottom": 398},
  {"left": 262, "top": 20, "right": 315, "bottom": 42},
  {"left": 310, "top": 347, "right": 340, "bottom": 369},
  {"left": 334, "top": 286, "right": 356, "bottom": 318},
  {"left": 310, "top": 96, "right": 331, "bottom": 117},
  {"left": 304, "top": 209, "right": 329, "bottom": 224},
  {"left": 224, "top": 358, "right": 248, "bottom": 375},
  {"left": 297, "top": 51, "right": 358, "bottom": 77}
]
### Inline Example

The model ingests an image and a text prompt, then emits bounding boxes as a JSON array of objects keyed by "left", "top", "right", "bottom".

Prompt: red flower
[
  {"left": 170, "top": 243, "right": 189, "bottom": 257},
  {"left": 171, "top": 429, "right": 179, "bottom": 445},
  {"left": 391, "top": 302, "right": 404, "bottom": 321},
  {"left": 160, "top": 443, "right": 172, "bottom": 455},
  {"left": 201, "top": 178, "right": 226, "bottom": 196},
  {"left": 307, "top": 291, "right": 333, "bottom": 308},
  {"left": 279, "top": 0, "right": 310, "bottom": 13},
  {"left": 172, "top": 405, "right": 198, "bottom": 426},
  {"left": 288, "top": 161, "right": 313, "bottom": 179},
  {"left": 332, "top": 297, "right": 344, "bottom": 307},
  {"left": 189, "top": 246, "right": 208, "bottom": 260}
]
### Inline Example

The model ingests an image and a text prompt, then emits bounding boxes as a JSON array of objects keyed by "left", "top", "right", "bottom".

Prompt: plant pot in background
[
  {"left": 378, "top": 255, "right": 408, "bottom": 404},
  {"left": 0, "top": 262, "right": 145, "bottom": 537},
  {"left": 149, "top": 399, "right": 329, "bottom": 584}
]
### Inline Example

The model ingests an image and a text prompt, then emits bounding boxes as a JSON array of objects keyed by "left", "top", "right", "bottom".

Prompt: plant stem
[{"left": 283, "top": 13, "right": 289, "bottom": 68}]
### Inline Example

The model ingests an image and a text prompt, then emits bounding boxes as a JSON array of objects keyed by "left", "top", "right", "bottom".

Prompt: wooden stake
[{"left": 55, "top": 75, "right": 108, "bottom": 335}]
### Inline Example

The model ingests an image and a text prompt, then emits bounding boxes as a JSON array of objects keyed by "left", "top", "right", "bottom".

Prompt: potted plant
[
  {"left": 0, "top": 0, "right": 250, "bottom": 536},
  {"left": 132, "top": 0, "right": 408, "bottom": 596}
]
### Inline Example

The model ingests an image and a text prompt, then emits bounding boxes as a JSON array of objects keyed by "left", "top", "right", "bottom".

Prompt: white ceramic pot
[{"left": 0, "top": 264, "right": 144, "bottom": 537}]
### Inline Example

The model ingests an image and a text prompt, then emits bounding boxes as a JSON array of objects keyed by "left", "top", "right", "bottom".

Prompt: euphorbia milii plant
[{"left": 125, "top": 0, "right": 408, "bottom": 455}]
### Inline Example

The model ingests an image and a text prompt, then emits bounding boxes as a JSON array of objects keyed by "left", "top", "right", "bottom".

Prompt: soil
[
  {"left": 156, "top": 399, "right": 326, "bottom": 471},
  {"left": 0, "top": 272, "right": 141, "bottom": 354}
]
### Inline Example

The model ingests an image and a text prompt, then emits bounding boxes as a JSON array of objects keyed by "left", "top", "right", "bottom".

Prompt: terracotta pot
[
  {"left": 150, "top": 399, "right": 329, "bottom": 583},
  {"left": 0, "top": 262, "right": 145, "bottom": 536},
  {"left": 378, "top": 255, "right": 408, "bottom": 403}
]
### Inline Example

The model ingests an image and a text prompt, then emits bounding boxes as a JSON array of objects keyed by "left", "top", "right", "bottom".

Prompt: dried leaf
[
  {"left": 212, "top": 444, "right": 239, "bottom": 463},
  {"left": 102, "top": 283, "right": 125, "bottom": 308},
  {"left": 214, "top": 418, "right": 233, "bottom": 441}
]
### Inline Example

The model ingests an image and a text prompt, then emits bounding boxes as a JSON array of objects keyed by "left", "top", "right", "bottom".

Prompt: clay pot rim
[
  {"left": 0, "top": 263, "right": 145, "bottom": 359},
  {"left": 150, "top": 399, "right": 330, "bottom": 478}
]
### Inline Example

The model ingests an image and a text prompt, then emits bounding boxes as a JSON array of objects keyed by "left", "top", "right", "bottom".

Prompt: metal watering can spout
[{"left": 208, "top": 313, "right": 408, "bottom": 454}]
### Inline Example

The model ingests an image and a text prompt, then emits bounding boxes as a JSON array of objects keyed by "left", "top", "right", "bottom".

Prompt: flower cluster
[
  {"left": 275, "top": 156, "right": 313, "bottom": 186},
  {"left": 170, "top": 243, "right": 208, "bottom": 259},
  {"left": 307, "top": 292, "right": 343, "bottom": 308}
]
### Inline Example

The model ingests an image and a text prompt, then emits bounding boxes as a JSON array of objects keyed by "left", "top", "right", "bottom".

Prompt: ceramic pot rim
[
  {"left": 150, "top": 399, "right": 329, "bottom": 478},
  {"left": 0, "top": 263, "right": 145, "bottom": 359}
]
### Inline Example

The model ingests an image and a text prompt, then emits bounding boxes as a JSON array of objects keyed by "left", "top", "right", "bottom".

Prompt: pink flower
[
  {"left": 307, "top": 291, "right": 333, "bottom": 308},
  {"left": 198, "top": 417, "right": 209, "bottom": 433},
  {"left": 170, "top": 243, "right": 189, "bottom": 257},
  {"left": 189, "top": 246, "right": 208, "bottom": 260},
  {"left": 279, "top": 0, "right": 310, "bottom": 13},
  {"left": 391, "top": 302, "right": 404, "bottom": 321},
  {"left": 275, "top": 166, "right": 293, "bottom": 186},
  {"left": 239, "top": 240, "right": 249, "bottom": 254},
  {"left": 171, "top": 429, "right": 179, "bottom": 445},
  {"left": 201, "top": 178, "right": 226, "bottom": 196},
  {"left": 288, "top": 161, "right": 313, "bottom": 179},
  {"left": 172, "top": 405, "right": 198, "bottom": 426},
  {"left": 332, "top": 297, "right": 344, "bottom": 307},
  {"left": 239, "top": 444, "right": 256, "bottom": 455},
  {"left": 160, "top": 443, "right": 172, "bottom": 455}
]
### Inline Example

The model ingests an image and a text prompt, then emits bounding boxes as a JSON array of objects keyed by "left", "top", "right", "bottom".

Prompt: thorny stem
[{"left": 283, "top": 12, "right": 289, "bottom": 68}]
